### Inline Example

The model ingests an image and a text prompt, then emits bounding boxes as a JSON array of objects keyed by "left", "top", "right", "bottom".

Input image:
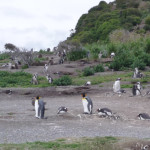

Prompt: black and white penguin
[
  {"left": 44, "top": 64, "right": 48, "bottom": 73},
  {"left": 46, "top": 74, "right": 53, "bottom": 84},
  {"left": 110, "top": 52, "right": 115, "bottom": 58},
  {"left": 57, "top": 106, "right": 68, "bottom": 114},
  {"left": 85, "top": 81, "right": 91, "bottom": 86},
  {"left": 137, "top": 113, "right": 150, "bottom": 120},
  {"left": 132, "top": 82, "right": 141, "bottom": 96},
  {"left": 133, "top": 68, "right": 143, "bottom": 78},
  {"left": 5, "top": 90, "right": 12, "bottom": 95},
  {"left": 113, "top": 78, "right": 121, "bottom": 93},
  {"left": 82, "top": 93, "right": 93, "bottom": 114},
  {"left": 34, "top": 96, "right": 45, "bottom": 119},
  {"left": 97, "top": 108, "right": 112, "bottom": 117}
]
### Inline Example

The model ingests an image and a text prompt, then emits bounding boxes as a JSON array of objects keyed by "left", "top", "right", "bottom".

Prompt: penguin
[
  {"left": 97, "top": 108, "right": 112, "bottom": 117},
  {"left": 132, "top": 82, "right": 141, "bottom": 96},
  {"left": 34, "top": 96, "right": 45, "bottom": 119},
  {"left": 44, "top": 64, "right": 48, "bottom": 73},
  {"left": 133, "top": 67, "right": 139, "bottom": 78},
  {"left": 136, "top": 82, "right": 141, "bottom": 96},
  {"left": 5, "top": 90, "right": 12, "bottom": 95},
  {"left": 31, "top": 73, "right": 38, "bottom": 85},
  {"left": 85, "top": 81, "right": 91, "bottom": 86},
  {"left": 113, "top": 78, "right": 121, "bottom": 93},
  {"left": 46, "top": 74, "right": 53, "bottom": 84},
  {"left": 133, "top": 68, "right": 143, "bottom": 78},
  {"left": 81, "top": 93, "right": 93, "bottom": 114},
  {"left": 57, "top": 106, "right": 68, "bottom": 114},
  {"left": 110, "top": 52, "right": 115, "bottom": 58},
  {"left": 142, "top": 145, "right": 150, "bottom": 150},
  {"left": 137, "top": 113, "right": 150, "bottom": 120}
]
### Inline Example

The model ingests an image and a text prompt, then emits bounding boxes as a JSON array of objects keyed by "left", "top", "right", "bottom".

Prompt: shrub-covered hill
[{"left": 69, "top": 0, "right": 150, "bottom": 44}]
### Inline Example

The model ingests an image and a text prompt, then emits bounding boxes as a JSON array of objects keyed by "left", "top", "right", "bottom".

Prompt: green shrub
[
  {"left": 144, "top": 24, "right": 150, "bottom": 31},
  {"left": 145, "top": 38, "right": 150, "bottom": 53},
  {"left": 39, "top": 49, "right": 53, "bottom": 54},
  {"left": 145, "top": 16, "right": 150, "bottom": 25},
  {"left": 109, "top": 52, "right": 133, "bottom": 71},
  {"left": 53, "top": 76, "right": 72, "bottom": 86},
  {"left": 21, "top": 64, "right": 29, "bottom": 69},
  {"left": 138, "top": 53, "right": 150, "bottom": 66},
  {"left": 34, "top": 57, "right": 46, "bottom": 63},
  {"left": 94, "top": 64, "right": 105, "bottom": 72},
  {"left": 0, "top": 53, "right": 10, "bottom": 60},
  {"left": 67, "top": 50, "right": 86, "bottom": 61},
  {"left": 131, "top": 58, "right": 146, "bottom": 70},
  {"left": 83, "top": 67, "right": 94, "bottom": 76}
]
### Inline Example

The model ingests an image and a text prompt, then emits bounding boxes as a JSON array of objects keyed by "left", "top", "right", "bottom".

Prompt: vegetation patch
[
  {"left": 73, "top": 71, "right": 150, "bottom": 86},
  {"left": 0, "top": 71, "right": 49, "bottom": 88},
  {"left": 67, "top": 49, "right": 87, "bottom": 61},
  {"left": 0, "top": 136, "right": 119, "bottom": 150},
  {"left": 53, "top": 75, "right": 72, "bottom": 86}
]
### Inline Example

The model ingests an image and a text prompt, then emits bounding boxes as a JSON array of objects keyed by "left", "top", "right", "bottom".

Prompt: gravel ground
[{"left": 0, "top": 87, "right": 150, "bottom": 144}]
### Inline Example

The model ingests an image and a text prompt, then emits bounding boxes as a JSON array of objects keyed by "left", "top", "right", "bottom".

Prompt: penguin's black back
[
  {"left": 99, "top": 108, "right": 112, "bottom": 114},
  {"left": 57, "top": 106, "right": 67, "bottom": 114},
  {"left": 132, "top": 84, "right": 137, "bottom": 96},
  {"left": 85, "top": 96, "right": 93, "bottom": 106},
  {"left": 138, "top": 113, "right": 150, "bottom": 119}
]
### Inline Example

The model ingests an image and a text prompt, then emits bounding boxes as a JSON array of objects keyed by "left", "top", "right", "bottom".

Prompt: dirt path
[{"left": 0, "top": 87, "right": 150, "bottom": 144}]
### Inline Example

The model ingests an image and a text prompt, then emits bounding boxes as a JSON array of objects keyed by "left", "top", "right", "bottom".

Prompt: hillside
[{"left": 68, "top": 0, "right": 150, "bottom": 44}]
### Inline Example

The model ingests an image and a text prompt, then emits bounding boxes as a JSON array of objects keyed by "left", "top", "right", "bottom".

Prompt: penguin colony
[
  {"left": 30, "top": 67, "right": 148, "bottom": 120},
  {"left": 32, "top": 90, "right": 149, "bottom": 121}
]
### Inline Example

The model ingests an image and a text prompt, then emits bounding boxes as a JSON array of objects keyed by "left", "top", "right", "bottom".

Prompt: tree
[
  {"left": 4, "top": 43, "right": 19, "bottom": 51},
  {"left": 4, "top": 43, "right": 36, "bottom": 67}
]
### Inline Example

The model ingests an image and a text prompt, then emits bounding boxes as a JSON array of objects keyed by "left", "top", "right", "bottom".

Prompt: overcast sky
[{"left": 0, "top": 0, "right": 114, "bottom": 51}]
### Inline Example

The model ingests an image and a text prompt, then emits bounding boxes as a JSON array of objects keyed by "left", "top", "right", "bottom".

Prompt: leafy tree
[{"left": 4, "top": 43, "right": 18, "bottom": 51}]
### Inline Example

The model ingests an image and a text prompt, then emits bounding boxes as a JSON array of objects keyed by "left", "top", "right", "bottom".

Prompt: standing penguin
[
  {"left": 132, "top": 82, "right": 142, "bottom": 96},
  {"left": 34, "top": 97, "right": 39, "bottom": 118},
  {"left": 113, "top": 78, "right": 121, "bottom": 93},
  {"left": 44, "top": 64, "right": 49, "bottom": 73},
  {"left": 136, "top": 82, "right": 142, "bottom": 95},
  {"left": 46, "top": 74, "right": 53, "bottom": 84},
  {"left": 35, "top": 96, "right": 45, "bottom": 119},
  {"left": 81, "top": 93, "right": 93, "bottom": 114}
]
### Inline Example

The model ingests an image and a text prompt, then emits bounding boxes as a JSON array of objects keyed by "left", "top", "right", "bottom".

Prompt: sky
[{"left": 0, "top": 0, "right": 114, "bottom": 51}]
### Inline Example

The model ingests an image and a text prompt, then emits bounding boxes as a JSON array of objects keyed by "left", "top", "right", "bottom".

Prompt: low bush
[
  {"left": 53, "top": 76, "right": 72, "bottom": 86},
  {"left": 67, "top": 50, "right": 87, "bottom": 61},
  {"left": 34, "top": 57, "right": 47, "bottom": 63},
  {"left": 83, "top": 67, "right": 95, "bottom": 76},
  {"left": 21, "top": 64, "right": 29, "bottom": 69},
  {"left": 0, "top": 53, "right": 10, "bottom": 60},
  {"left": 131, "top": 58, "right": 146, "bottom": 70},
  {"left": 94, "top": 64, "right": 105, "bottom": 72}
]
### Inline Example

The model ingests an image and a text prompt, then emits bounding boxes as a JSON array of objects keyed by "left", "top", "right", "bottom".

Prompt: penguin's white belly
[
  {"left": 82, "top": 100, "right": 89, "bottom": 113},
  {"left": 58, "top": 110, "right": 66, "bottom": 114},
  {"left": 98, "top": 112, "right": 106, "bottom": 116},
  {"left": 136, "top": 90, "right": 140, "bottom": 95},
  {"left": 35, "top": 100, "right": 39, "bottom": 117},
  {"left": 113, "top": 81, "right": 120, "bottom": 93},
  {"left": 136, "top": 85, "right": 141, "bottom": 95}
]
